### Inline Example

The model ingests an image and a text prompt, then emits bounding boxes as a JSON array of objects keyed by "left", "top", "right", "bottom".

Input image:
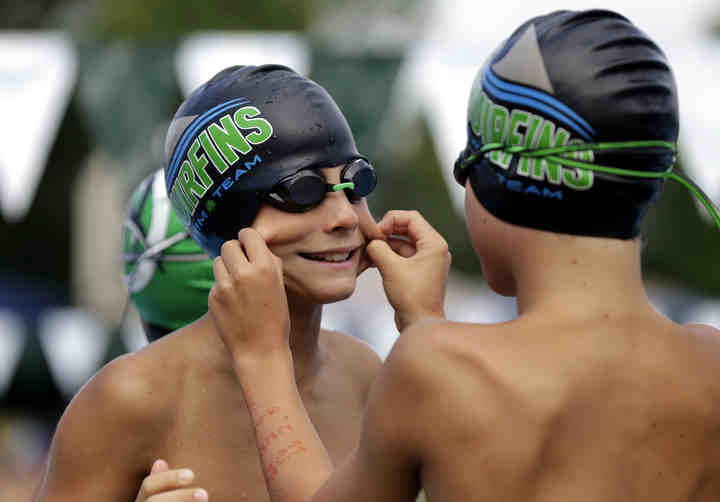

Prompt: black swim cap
[
  {"left": 164, "top": 65, "right": 364, "bottom": 257},
  {"left": 455, "top": 10, "right": 679, "bottom": 239}
]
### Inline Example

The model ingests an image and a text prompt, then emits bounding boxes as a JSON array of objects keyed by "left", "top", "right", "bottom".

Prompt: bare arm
[
  {"left": 210, "top": 214, "right": 449, "bottom": 502},
  {"left": 225, "top": 327, "right": 425, "bottom": 502}
]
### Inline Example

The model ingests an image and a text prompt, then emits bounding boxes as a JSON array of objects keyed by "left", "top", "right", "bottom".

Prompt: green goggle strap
[{"left": 460, "top": 141, "right": 720, "bottom": 231}]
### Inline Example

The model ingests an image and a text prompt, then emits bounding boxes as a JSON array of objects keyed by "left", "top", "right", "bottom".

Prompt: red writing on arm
[
  {"left": 265, "top": 440, "right": 309, "bottom": 481},
  {"left": 258, "top": 423, "right": 294, "bottom": 454},
  {"left": 253, "top": 406, "right": 281, "bottom": 428}
]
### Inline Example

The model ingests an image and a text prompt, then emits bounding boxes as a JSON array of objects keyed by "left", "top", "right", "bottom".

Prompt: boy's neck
[
  {"left": 194, "top": 297, "right": 323, "bottom": 387},
  {"left": 511, "top": 233, "right": 652, "bottom": 318},
  {"left": 286, "top": 295, "right": 324, "bottom": 385}
]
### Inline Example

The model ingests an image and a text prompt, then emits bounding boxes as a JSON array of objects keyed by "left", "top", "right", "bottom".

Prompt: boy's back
[{"left": 411, "top": 314, "right": 720, "bottom": 502}]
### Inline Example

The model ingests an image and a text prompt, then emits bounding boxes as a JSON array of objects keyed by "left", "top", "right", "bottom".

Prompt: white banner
[
  {"left": 175, "top": 31, "right": 310, "bottom": 98},
  {"left": 0, "top": 31, "right": 77, "bottom": 223}
]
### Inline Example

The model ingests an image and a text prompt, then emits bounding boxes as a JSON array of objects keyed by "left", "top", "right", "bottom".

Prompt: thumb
[
  {"left": 271, "top": 253, "right": 284, "bottom": 284},
  {"left": 366, "top": 239, "right": 401, "bottom": 273},
  {"left": 151, "top": 459, "right": 169, "bottom": 473}
]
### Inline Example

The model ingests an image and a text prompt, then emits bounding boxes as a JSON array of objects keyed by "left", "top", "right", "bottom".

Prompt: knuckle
[
  {"left": 229, "top": 269, "right": 247, "bottom": 283},
  {"left": 220, "top": 240, "right": 235, "bottom": 256},
  {"left": 210, "top": 283, "right": 230, "bottom": 303},
  {"left": 139, "top": 477, "right": 153, "bottom": 496}
]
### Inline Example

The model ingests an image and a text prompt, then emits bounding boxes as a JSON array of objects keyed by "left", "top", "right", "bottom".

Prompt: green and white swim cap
[{"left": 123, "top": 169, "right": 213, "bottom": 338}]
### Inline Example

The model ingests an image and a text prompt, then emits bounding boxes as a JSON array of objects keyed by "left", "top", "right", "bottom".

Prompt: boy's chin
[
  {"left": 289, "top": 280, "right": 357, "bottom": 305},
  {"left": 315, "top": 281, "right": 357, "bottom": 304}
]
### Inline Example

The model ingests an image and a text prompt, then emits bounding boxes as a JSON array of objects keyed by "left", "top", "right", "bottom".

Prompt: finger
[
  {"left": 151, "top": 459, "right": 169, "bottom": 474},
  {"left": 378, "top": 211, "right": 444, "bottom": 251},
  {"left": 365, "top": 239, "right": 401, "bottom": 271},
  {"left": 220, "top": 240, "right": 251, "bottom": 280},
  {"left": 387, "top": 236, "right": 416, "bottom": 258},
  {"left": 237, "top": 228, "right": 274, "bottom": 266},
  {"left": 139, "top": 469, "right": 196, "bottom": 498},
  {"left": 149, "top": 488, "right": 208, "bottom": 502},
  {"left": 358, "top": 208, "right": 384, "bottom": 241},
  {"left": 356, "top": 247, "right": 375, "bottom": 275},
  {"left": 212, "top": 256, "right": 231, "bottom": 285},
  {"left": 253, "top": 219, "right": 305, "bottom": 246}
]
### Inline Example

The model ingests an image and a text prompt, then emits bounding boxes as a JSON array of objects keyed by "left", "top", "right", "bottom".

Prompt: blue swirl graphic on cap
[
  {"left": 166, "top": 97, "right": 249, "bottom": 188},
  {"left": 483, "top": 68, "right": 596, "bottom": 141}
]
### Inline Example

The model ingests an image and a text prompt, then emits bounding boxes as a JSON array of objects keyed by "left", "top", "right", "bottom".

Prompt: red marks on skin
[
  {"left": 266, "top": 440, "right": 308, "bottom": 480},
  {"left": 254, "top": 406, "right": 281, "bottom": 428},
  {"left": 249, "top": 407, "right": 309, "bottom": 481},
  {"left": 258, "top": 423, "right": 294, "bottom": 453}
]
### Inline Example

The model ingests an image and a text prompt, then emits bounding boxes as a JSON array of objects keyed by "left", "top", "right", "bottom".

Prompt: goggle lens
[
  {"left": 342, "top": 159, "right": 377, "bottom": 198},
  {"left": 265, "top": 159, "right": 377, "bottom": 212}
]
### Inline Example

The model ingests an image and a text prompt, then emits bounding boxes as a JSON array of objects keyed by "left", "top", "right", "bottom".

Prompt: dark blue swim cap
[
  {"left": 456, "top": 10, "right": 679, "bottom": 239},
  {"left": 164, "top": 65, "right": 364, "bottom": 257}
]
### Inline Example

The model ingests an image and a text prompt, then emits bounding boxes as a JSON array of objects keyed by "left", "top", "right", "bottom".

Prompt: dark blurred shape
[
  {"left": 643, "top": 159, "right": 720, "bottom": 296},
  {"left": 93, "top": 0, "right": 312, "bottom": 40},
  {"left": 0, "top": 0, "right": 67, "bottom": 29}
]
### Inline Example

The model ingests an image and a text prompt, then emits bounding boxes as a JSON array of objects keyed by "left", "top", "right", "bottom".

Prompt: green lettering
[
  {"left": 517, "top": 158, "right": 531, "bottom": 177},
  {"left": 208, "top": 114, "right": 251, "bottom": 165},
  {"left": 508, "top": 110, "right": 529, "bottom": 147},
  {"left": 188, "top": 138, "right": 212, "bottom": 187},
  {"left": 491, "top": 105, "right": 511, "bottom": 165},
  {"left": 199, "top": 130, "right": 229, "bottom": 174},
  {"left": 484, "top": 99, "right": 493, "bottom": 144},
  {"left": 535, "top": 121, "right": 555, "bottom": 149},
  {"left": 532, "top": 159, "right": 562, "bottom": 185},
  {"left": 563, "top": 167, "right": 593, "bottom": 190},
  {"left": 489, "top": 149, "right": 512, "bottom": 169},
  {"left": 470, "top": 91, "right": 485, "bottom": 136},
  {"left": 531, "top": 127, "right": 568, "bottom": 184},
  {"left": 569, "top": 138, "right": 594, "bottom": 162},
  {"left": 490, "top": 106, "right": 509, "bottom": 143},
  {"left": 525, "top": 116, "right": 542, "bottom": 148},
  {"left": 169, "top": 186, "right": 192, "bottom": 224},
  {"left": 234, "top": 106, "right": 273, "bottom": 145},
  {"left": 518, "top": 115, "right": 542, "bottom": 177},
  {"left": 178, "top": 160, "right": 207, "bottom": 206}
]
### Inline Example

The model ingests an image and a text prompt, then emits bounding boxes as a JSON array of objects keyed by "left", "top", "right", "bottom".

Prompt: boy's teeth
[{"left": 307, "top": 252, "right": 351, "bottom": 262}]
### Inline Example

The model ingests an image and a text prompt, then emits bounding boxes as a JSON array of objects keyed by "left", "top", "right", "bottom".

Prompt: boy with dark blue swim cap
[
  {"left": 208, "top": 10, "right": 720, "bottom": 502},
  {"left": 35, "top": 65, "right": 384, "bottom": 502}
]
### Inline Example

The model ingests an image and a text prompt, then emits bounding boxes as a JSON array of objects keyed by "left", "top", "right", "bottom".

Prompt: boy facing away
[{"left": 209, "top": 10, "right": 720, "bottom": 502}]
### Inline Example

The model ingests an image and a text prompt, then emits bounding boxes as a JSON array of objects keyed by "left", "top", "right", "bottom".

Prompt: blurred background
[{"left": 1, "top": 0, "right": 719, "bottom": 498}]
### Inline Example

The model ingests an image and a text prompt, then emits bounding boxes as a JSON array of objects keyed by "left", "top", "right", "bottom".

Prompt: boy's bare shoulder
[
  {"left": 364, "top": 320, "right": 520, "bottom": 452},
  {"left": 68, "top": 334, "right": 187, "bottom": 429},
  {"left": 382, "top": 319, "right": 513, "bottom": 404},
  {"left": 320, "top": 329, "right": 382, "bottom": 376},
  {"left": 46, "top": 332, "right": 192, "bottom": 481},
  {"left": 685, "top": 323, "right": 720, "bottom": 339}
]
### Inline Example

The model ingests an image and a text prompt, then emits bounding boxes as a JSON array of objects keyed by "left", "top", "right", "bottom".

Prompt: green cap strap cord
[{"left": 460, "top": 141, "right": 720, "bottom": 231}]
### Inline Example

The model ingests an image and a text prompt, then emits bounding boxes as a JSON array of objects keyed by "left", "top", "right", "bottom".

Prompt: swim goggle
[
  {"left": 454, "top": 140, "right": 720, "bottom": 232},
  {"left": 264, "top": 158, "right": 377, "bottom": 213}
]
